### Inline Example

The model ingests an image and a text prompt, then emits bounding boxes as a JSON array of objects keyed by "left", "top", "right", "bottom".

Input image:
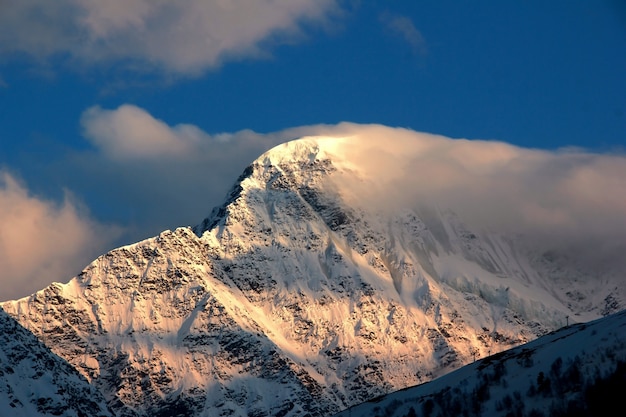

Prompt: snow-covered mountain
[
  {"left": 1, "top": 134, "right": 624, "bottom": 416},
  {"left": 333, "top": 309, "right": 626, "bottom": 417},
  {"left": 0, "top": 307, "right": 114, "bottom": 417}
]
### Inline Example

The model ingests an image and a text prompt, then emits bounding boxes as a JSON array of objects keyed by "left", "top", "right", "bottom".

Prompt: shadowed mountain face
[
  {"left": 0, "top": 307, "right": 114, "bottom": 416},
  {"left": 1, "top": 136, "right": 624, "bottom": 416}
]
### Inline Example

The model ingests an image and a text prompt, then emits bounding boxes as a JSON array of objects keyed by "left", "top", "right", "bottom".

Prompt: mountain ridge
[{"left": 2, "top": 134, "right": 624, "bottom": 416}]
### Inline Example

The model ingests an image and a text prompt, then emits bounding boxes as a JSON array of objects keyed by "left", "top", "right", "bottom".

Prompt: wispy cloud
[
  {"left": 380, "top": 11, "right": 428, "bottom": 56},
  {"left": 0, "top": 0, "right": 340, "bottom": 76},
  {"left": 0, "top": 171, "right": 122, "bottom": 301}
]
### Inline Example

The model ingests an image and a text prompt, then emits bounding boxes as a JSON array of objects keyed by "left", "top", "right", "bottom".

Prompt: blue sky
[{"left": 0, "top": 0, "right": 625, "bottom": 299}]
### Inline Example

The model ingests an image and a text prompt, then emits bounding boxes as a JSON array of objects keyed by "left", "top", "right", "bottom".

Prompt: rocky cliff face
[{"left": 2, "top": 137, "right": 623, "bottom": 416}]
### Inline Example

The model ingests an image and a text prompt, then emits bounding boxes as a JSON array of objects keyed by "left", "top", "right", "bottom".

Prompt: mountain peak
[
  {"left": 258, "top": 136, "right": 343, "bottom": 165},
  {"left": 2, "top": 132, "right": 625, "bottom": 416},
  {"left": 194, "top": 135, "right": 350, "bottom": 236}
]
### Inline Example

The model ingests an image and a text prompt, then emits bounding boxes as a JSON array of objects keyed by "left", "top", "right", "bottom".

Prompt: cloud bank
[
  {"left": 320, "top": 124, "right": 626, "bottom": 275},
  {"left": 0, "top": 0, "right": 339, "bottom": 75},
  {"left": 0, "top": 172, "right": 121, "bottom": 301}
]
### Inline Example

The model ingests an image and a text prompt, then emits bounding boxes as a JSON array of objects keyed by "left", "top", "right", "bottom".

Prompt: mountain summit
[{"left": 2, "top": 132, "right": 624, "bottom": 416}]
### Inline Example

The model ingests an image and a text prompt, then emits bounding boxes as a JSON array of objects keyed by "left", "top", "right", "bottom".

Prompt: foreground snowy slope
[
  {"left": 2, "top": 132, "right": 624, "bottom": 416},
  {"left": 334, "top": 309, "right": 626, "bottom": 417},
  {"left": 0, "top": 307, "right": 113, "bottom": 417}
]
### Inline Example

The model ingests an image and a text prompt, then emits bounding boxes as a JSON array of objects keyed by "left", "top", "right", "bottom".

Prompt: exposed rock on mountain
[{"left": 0, "top": 307, "right": 113, "bottom": 417}]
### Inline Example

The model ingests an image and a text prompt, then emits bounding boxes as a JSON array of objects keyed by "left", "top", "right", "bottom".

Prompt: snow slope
[
  {"left": 2, "top": 134, "right": 624, "bottom": 416},
  {"left": 333, "top": 309, "right": 626, "bottom": 417},
  {"left": 0, "top": 307, "right": 113, "bottom": 417}
]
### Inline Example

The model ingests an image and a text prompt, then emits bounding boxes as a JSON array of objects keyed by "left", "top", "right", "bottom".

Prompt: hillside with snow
[
  {"left": 0, "top": 307, "right": 113, "bottom": 417},
  {"left": 333, "top": 309, "right": 626, "bottom": 417},
  {"left": 1, "top": 131, "right": 624, "bottom": 416}
]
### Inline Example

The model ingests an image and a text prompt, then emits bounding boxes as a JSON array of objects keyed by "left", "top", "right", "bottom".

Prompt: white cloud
[
  {"left": 0, "top": 0, "right": 339, "bottom": 76},
  {"left": 307, "top": 124, "right": 626, "bottom": 275},
  {"left": 321, "top": 124, "right": 626, "bottom": 232},
  {"left": 0, "top": 172, "right": 122, "bottom": 301},
  {"left": 81, "top": 105, "right": 207, "bottom": 159}
]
